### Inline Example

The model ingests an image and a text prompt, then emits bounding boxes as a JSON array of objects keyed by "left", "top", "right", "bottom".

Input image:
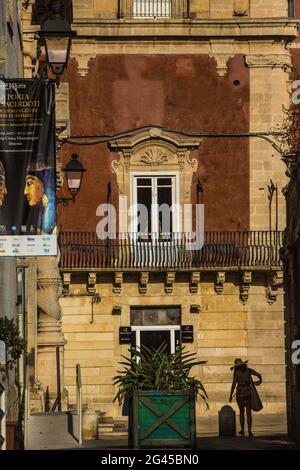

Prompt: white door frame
[{"left": 132, "top": 325, "right": 181, "bottom": 354}]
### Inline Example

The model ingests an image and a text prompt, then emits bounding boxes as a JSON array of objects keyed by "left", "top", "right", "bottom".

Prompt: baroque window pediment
[
  {"left": 109, "top": 127, "right": 201, "bottom": 226},
  {"left": 109, "top": 127, "right": 201, "bottom": 175}
]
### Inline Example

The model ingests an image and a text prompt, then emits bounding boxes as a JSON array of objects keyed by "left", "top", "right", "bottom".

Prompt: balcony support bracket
[
  {"left": 266, "top": 271, "right": 283, "bottom": 304},
  {"left": 62, "top": 272, "right": 71, "bottom": 295},
  {"left": 215, "top": 271, "right": 226, "bottom": 295},
  {"left": 240, "top": 271, "right": 252, "bottom": 304},
  {"left": 190, "top": 272, "right": 201, "bottom": 294},
  {"left": 87, "top": 272, "right": 97, "bottom": 294},
  {"left": 165, "top": 272, "right": 176, "bottom": 294},
  {"left": 139, "top": 272, "right": 149, "bottom": 295},
  {"left": 113, "top": 272, "right": 123, "bottom": 295}
]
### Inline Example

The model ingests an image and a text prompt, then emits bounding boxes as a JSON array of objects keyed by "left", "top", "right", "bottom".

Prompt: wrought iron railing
[
  {"left": 59, "top": 231, "right": 283, "bottom": 270},
  {"left": 118, "top": 0, "right": 190, "bottom": 19}
]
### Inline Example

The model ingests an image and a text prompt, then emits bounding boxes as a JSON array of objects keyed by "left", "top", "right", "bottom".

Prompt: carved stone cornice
[
  {"left": 72, "top": 20, "right": 298, "bottom": 42},
  {"left": 215, "top": 271, "right": 226, "bottom": 295},
  {"left": 240, "top": 271, "right": 252, "bottom": 304},
  {"left": 266, "top": 271, "right": 283, "bottom": 304},
  {"left": 190, "top": 272, "right": 200, "bottom": 294},
  {"left": 245, "top": 54, "right": 292, "bottom": 71}
]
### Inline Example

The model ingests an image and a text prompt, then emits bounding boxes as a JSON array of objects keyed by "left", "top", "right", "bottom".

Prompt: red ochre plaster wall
[
  {"left": 295, "top": 0, "right": 300, "bottom": 18},
  {"left": 58, "top": 54, "right": 250, "bottom": 233}
]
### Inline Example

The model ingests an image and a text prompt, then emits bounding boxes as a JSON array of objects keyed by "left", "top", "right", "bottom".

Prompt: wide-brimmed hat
[{"left": 230, "top": 358, "right": 248, "bottom": 370}]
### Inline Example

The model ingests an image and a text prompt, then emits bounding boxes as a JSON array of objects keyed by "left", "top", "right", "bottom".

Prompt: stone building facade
[{"left": 22, "top": 0, "right": 300, "bottom": 426}]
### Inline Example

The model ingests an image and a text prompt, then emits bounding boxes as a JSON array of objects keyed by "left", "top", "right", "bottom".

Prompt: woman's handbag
[{"left": 250, "top": 377, "right": 263, "bottom": 412}]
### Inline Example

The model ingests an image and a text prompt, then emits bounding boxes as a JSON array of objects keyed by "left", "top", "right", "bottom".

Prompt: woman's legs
[
  {"left": 246, "top": 404, "right": 253, "bottom": 436},
  {"left": 238, "top": 404, "right": 245, "bottom": 434}
]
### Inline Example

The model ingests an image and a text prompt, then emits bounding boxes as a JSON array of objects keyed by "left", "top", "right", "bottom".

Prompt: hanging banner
[{"left": 0, "top": 79, "right": 57, "bottom": 256}]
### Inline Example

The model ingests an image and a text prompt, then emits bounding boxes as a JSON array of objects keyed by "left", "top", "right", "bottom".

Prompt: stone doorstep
[
  {"left": 98, "top": 424, "right": 114, "bottom": 434},
  {"left": 97, "top": 417, "right": 128, "bottom": 438}
]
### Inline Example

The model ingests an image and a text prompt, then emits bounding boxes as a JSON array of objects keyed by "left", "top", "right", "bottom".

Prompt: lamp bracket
[{"left": 57, "top": 196, "right": 75, "bottom": 206}]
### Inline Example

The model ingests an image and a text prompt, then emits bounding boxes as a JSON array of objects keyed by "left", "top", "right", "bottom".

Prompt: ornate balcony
[{"left": 59, "top": 231, "right": 283, "bottom": 271}]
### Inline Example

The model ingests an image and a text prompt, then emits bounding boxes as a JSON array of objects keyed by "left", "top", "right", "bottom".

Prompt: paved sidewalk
[
  {"left": 32, "top": 413, "right": 299, "bottom": 451},
  {"left": 79, "top": 434, "right": 297, "bottom": 451}
]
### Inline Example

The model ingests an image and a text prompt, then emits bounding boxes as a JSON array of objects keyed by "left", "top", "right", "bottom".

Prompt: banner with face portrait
[{"left": 0, "top": 79, "right": 57, "bottom": 256}]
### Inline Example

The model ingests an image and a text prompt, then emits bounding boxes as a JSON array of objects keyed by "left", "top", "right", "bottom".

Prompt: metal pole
[
  {"left": 275, "top": 184, "right": 279, "bottom": 233},
  {"left": 24, "top": 366, "right": 29, "bottom": 449},
  {"left": 56, "top": 347, "right": 61, "bottom": 412},
  {"left": 76, "top": 364, "right": 82, "bottom": 445}
]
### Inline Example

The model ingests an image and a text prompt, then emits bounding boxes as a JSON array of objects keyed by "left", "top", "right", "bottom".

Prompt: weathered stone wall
[
  {"left": 60, "top": 272, "right": 286, "bottom": 417},
  {"left": 248, "top": 61, "right": 290, "bottom": 230},
  {"left": 71, "top": 0, "right": 288, "bottom": 19}
]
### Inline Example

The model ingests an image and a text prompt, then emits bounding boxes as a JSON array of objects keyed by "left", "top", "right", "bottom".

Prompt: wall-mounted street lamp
[
  {"left": 267, "top": 178, "right": 278, "bottom": 232},
  {"left": 38, "top": 0, "right": 76, "bottom": 85},
  {"left": 57, "top": 154, "right": 86, "bottom": 206}
]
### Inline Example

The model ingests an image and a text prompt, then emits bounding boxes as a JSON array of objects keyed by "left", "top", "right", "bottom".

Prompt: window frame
[
  {"left": 288, "top": 0, "right": 295, "bottom": 18},
  {"left": 130, "top": 171, "right": 181, "bottom": 235},
  {"left": 132, "top": 0, "right": 172, "bottom": 19}
]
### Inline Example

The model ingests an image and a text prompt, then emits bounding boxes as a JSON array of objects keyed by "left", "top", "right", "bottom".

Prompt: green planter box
[{"left": 129, "top": 389, "right": 196, "bottom": 449}]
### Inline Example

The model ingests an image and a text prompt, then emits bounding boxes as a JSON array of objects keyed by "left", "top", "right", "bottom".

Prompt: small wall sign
[
  {"left": 181, "top": 325, "right": 194, "bottom": 343},
  {"left": 119, "top": 327, "right": 132, "bottom": 344}
]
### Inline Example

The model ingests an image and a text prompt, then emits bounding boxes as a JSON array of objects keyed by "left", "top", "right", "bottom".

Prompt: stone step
[
  {"left": 97, "top": 417, "right": 128, "bottom": 437},
  {"left": 98, "top": 423, "right": 114, "bottom": 433},
  {"left": 98, "top": 432, "right": 128, "bottom": 439},
  {"left": 99, "top": 416, "right": 114, "bottom": 424}
]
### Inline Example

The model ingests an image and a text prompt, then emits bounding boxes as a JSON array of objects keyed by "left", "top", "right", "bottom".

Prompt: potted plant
[
  {"left": 0, "top": 316, "right": 26, "bottom": 450},
  {"left": 113, "top": 344, "right": 208, "bottom": 449}
]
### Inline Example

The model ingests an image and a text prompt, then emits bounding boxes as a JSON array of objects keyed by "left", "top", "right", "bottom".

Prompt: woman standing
[{"left": 229, "top": 358, "right": 262, "bottom": 437}]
